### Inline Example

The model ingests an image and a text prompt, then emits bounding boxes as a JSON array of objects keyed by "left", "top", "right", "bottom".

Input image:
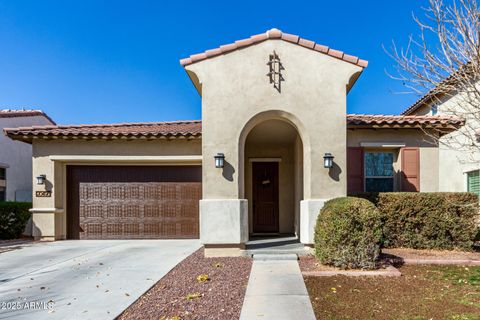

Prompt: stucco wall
[
  {"left": 0, "top": 115, "right": 53, "bottom": 201},
  {"left": 187, "top": 40, "right": 362, "bottom": 201},
  {"left": 437, "top": 93, "right": 480, "bottom": 191},
  {"left": 410, "top": 91, "right": 480, "bottom": 192},
  {"left": 347, "top": 129, "right": 439, "bottom": 192},
  {"left": 31, "top": 138, "right": 202, "bottom": 239}
]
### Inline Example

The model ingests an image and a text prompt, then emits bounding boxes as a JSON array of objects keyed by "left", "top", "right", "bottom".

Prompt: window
[
  {"left": 364, "top": 152, "right": 394, "bottom": 192},
  {"left": 467, "top": 170, "right": 480, "bottom": 196},
  {"left": 0, "top": 168, "right": 4, "bottom": 201}
]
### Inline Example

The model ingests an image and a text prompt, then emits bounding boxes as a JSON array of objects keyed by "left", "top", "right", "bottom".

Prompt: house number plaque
[{"left": 36, "top": 191, "right": 52, "bottom": 197}]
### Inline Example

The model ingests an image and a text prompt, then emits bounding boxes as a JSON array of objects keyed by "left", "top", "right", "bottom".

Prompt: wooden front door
[{"left": 252, "top": 162, "right": 279, "bottom": 233}]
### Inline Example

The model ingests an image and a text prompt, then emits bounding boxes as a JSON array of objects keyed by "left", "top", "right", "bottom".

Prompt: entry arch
[
  {"left": 238, "top": 110, "right": 310, "bottom": 199},
  {"left": 238, "top": 110, "right": 310, "bottom": 236}
]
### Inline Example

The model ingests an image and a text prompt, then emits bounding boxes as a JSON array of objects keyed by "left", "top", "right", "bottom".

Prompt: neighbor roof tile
[{"left": 0, "top": 109, "right": 56, "bottom": 125}]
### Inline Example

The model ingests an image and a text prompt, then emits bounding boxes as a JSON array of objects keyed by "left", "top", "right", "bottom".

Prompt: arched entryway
[{"left": 242, "top": 119, "right": 304, "bottom": 238}]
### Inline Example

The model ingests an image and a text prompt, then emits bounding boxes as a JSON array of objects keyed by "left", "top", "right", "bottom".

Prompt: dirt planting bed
[{"left": 118, "top": 248, "right": 252, "bottom": 320}]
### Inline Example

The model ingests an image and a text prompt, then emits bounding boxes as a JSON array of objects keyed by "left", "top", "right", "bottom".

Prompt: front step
[
  {"left": 244, "top": 247, "right": 312, "bottom": 257},
  {"left": 252, "top": 253, "right": 299, "bottom": 261}
]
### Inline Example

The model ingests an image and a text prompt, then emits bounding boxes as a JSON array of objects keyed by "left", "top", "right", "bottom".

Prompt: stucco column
[{"left": 31, "top": 152, "right": 65, "bottom": 240}]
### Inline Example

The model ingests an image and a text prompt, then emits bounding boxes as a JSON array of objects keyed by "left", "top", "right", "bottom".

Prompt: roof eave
[{"left": 179, "top": 29, "right": 368, "bottom": 70}]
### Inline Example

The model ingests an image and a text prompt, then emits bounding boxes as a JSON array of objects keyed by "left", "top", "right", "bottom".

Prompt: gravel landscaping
[
  {"left": 118, "top": 248, "right": 252, "bottom": 320},
  {"left": 304, "top": 264, "right": 480, "bottom": 319}
]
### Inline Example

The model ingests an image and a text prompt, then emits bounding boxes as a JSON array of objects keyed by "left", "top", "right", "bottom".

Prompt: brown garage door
[{"left": 67, "top": 166, "right": 201, "bottom": 239}]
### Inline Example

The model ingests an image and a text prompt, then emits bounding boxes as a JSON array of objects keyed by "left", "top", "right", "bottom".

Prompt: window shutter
[
  {"left": 401, "top": 147, "right": 420, "bottom": 192},
  {"left": 467, "top": 171, "right": 480, "bottom": 196},
  {"left": 347, "top": 147, "right": 364, "bottom": 194}
]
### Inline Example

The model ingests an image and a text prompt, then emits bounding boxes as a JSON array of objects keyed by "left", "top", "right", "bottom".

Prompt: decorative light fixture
[
  {"left": 36, "top": 174, "right": 46, "bottom": 185},
  {"left": 214, "top": 153, "right": 225, "bottom": 168},
  {"left": 323, "top": 153, "right": 334, "bottom": 169},
  {"left": 266, "top": 51, "right": 284, "bottom": 92}
]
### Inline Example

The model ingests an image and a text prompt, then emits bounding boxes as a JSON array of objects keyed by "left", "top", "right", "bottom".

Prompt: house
[
  {"left": 0, "top": 109, "right": 55, "bottom": 202},
  {"left": 4, "top": 29, "right": 463, "bottom": 255},
  {"left": 401, "top": 71, "right": 480, "bottom": 196}
]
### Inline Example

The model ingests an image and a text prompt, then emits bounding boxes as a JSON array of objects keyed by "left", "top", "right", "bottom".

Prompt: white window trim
[
  {"left": 360, "top": 142, "right": 406, "bottom": 148},
  {"left": 465, "top": 169, "right": 480, "bottom": 193}
]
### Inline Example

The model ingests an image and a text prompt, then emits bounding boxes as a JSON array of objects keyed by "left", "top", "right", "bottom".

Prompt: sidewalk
[{"left": 240, "top": 259, "right": 316, "bottom": 320}]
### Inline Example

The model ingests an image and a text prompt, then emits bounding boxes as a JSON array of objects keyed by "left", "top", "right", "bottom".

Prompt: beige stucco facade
[
  {"left": 347, "top": 129, "right": 439, "bottom": 192},
  {"left": 407, "top": 90, "right": 480, "bottom": 193},
  {"left": 186, "top": 39, "right": 363, "bottom": 246}
]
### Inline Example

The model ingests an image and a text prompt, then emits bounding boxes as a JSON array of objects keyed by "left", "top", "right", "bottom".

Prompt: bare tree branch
[{"left": 387, "top": 0, "right": 480, "bottom": 161}]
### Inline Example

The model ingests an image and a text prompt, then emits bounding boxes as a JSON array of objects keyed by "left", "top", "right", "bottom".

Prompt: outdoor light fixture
[
  {"left": 323, "top": 153, "right": 334, "bottom": 169},
  {"left": 214, "top": 153, "right": 225, "bottom": 168},
  {"left": 36, "top": 174, "right": 46, "bottom": 185}
]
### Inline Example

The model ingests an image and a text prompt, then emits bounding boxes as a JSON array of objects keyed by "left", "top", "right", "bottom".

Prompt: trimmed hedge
[
  {"left": 352, "top": 192, "right": 479, "bottom": 250},
  {"left": 0, "top": 201, "right": 31, "bottom": 239},
  {"left": 314, "top": 197, "right": 383, "bottom": 270}
]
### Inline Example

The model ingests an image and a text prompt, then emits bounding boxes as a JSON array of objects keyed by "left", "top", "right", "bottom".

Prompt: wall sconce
[
  {"left": 323, "top": 153, "right": 334, "bottom": 169},
  {"left": 36, "top": 174, "right": 46, "bottom": 185},
  {"left": 214, "top": 153, "right": 225, "bottom": 168}
]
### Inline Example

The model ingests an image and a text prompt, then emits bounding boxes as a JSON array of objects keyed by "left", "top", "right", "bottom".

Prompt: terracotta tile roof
[
  {"left": 4, "top": 120, "right": 202, "bottom": 142},
  {"left": 180, "top": 28, "right": 368, "bottom": 68},
  {"left": 0, "top": 109, "right": 56, "bottom": 124},
  {"left": 347, "top": 114, "right": 464, "bottom": 129},
  {"left": 5, "top": 115, "right": 463, "bottom": 144}
]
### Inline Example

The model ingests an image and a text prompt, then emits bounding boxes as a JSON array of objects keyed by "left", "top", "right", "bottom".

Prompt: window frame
[
  {"left": 0, "top": 167, "right": 5, "bottom": 180},
  {"left": 0, "top": 167, "right": 5, "bottom": 201},
  {"left": 364, "top": 151, "right": 395, "bottom": 192},
  {"left": 467, "top": 170, "right": 480, "bottom": 196}
]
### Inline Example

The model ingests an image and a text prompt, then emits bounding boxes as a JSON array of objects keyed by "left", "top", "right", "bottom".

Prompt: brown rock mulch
[{"left": 118, "top": 248, "right": 252, "bottom": 320}]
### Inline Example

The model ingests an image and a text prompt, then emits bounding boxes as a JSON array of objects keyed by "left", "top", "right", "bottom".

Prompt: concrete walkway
[
  {"left": 0, "top": 240, "right": 200, "bottom": 320},
  {"left": 240, "top": 259, "right": 316, "bottom": 320}
]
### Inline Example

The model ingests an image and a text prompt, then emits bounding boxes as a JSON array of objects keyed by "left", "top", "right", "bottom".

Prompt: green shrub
[
  {"left": 314, "top": 197, "right": 383, "bottom": 270},
  {"left": 0, "top": 201, "right": 31, "bottom": 239},
  {"left": 352, "top": 192, "right": 479, "bottom": 250}
]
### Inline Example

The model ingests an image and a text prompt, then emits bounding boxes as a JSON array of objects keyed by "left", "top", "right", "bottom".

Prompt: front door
[{"left": 252, "top": 162, "right": 279, "bottom": 233}]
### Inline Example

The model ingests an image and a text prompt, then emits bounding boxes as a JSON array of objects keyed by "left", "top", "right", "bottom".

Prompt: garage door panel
[
  {"left": 67, "top": 166, "right": 201, "bottom": 239},
  {"left": 77, "top": 182, "right": 200, "bottom": 239}
]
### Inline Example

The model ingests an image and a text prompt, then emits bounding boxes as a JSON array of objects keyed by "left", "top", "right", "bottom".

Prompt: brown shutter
[
  {"left": 347, "top": 147, "right": 364, "bottom": 194},
  {"left": 401, "top": 147, "right": 420, "bottom": 192}
]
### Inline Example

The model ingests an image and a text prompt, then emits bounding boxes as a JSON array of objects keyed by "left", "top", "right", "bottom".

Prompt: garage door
[{"left": 67, "top": 166, "right": 201, "bottom": 239}]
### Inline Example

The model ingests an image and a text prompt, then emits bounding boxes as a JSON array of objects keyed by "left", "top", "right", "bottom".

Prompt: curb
[
  {"left": 302, "top": 265, "right": 401, "bottom": 277},
  {"left": 401, "top": 258, "right": 480, "bottom": 266}
]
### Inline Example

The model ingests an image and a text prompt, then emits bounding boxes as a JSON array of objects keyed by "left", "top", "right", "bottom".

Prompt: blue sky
[{"left": 0, "top": 0, "right": 432, "bottom": 124}]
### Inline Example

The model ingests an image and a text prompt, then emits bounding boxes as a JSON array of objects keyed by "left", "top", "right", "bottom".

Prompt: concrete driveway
[{"left": 0, "top": 240, "right": 200, "bottom": 320}]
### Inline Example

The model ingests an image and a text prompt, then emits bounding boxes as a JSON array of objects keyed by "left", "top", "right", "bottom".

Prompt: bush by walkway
[{"left": 314, "top": 197, "right": 383, "bottom": 270}]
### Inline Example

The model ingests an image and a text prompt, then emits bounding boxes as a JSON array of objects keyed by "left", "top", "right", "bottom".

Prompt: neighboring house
[
  {"left": 401, "top": 77, "right": 480, "bottom": 195},
  {"left": 0, "top": 109, "right": 55, "bottom": 202},
  {"left": 4, "top": 29, "right": 463, "bottom": 255}
]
